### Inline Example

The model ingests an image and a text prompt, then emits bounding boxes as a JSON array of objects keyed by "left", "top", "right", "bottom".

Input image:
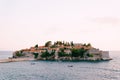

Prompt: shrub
[
  {"left": 41, "top": 50, "right": 55, "bottom": 58},
  {"left": 33, "top": 53, "right": 39, "bottom": 58},
  {"left": 45, "top": 41, "right": 52, "bottom": 47},
  {"left": 16, "top": 51, "right": 24, "bottom": 57},
  {"left": 87, "top": 53, "right": 94, "bottom": 57},
  {"left": 71, "top": 48, "right": 87, "bottom": 57},
  {"left": 35, "top": 44, "right": 38, "bottom": 48},
  {"left": 58, "top": 52, "right": 70, "bottom": 57},
  {"left": 71, "top": 49, "right": 80, "bottom": 57}
]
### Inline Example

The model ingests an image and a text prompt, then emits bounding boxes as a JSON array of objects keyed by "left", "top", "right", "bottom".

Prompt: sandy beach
[{"left": 0, "top": 58, "right": 35, "bottom": 63}]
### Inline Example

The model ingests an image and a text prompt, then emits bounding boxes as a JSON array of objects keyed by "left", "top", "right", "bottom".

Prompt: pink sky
[{"left": 0, "top": 0, "right": 120, "bottom": 51}]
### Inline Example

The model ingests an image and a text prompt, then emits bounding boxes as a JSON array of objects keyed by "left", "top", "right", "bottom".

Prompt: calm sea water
[
  {"left": 0, "top": 51, "right": 13, "bottom": 59},
  {"left": 0, "top": 51, "right": 120, "bottom": 80}
]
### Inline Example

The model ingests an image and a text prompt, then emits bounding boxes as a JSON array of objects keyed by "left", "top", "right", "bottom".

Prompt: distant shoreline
[{"left": 0, "top": 58, "right": 35, "bottom": 63}]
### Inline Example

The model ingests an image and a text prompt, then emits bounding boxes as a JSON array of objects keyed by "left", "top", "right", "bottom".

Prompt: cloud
[{"left": 92, "top": 17, "right": 120, "bottom": 26}]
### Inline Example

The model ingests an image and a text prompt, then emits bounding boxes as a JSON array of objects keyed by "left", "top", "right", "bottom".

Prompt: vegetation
[
  {"left": 53, "top": 41, "right": 73, "bottom": 47},
  {"left": 41, "top": 50, "right": 55, "bottom": 58},
  {"left": 79, "top": 48, "right": 87, "bottom": 57},
  {"left": 71, "top": 48, "right": 87, "bottom": 57},
  {"left": 87, "top": 43, "right": 91, "bottom": 47},
  {"left": 34, "top": 44, "right": 38, "bottom": 50},
  {"left": 45, "top": 41, "right": 52, "bottom": 47},
  {"left": 33, "top": 53, "right": 39, "bottom": 58},
  {"left": 16, "top": 51, "right": 24, "bottom": 57},
  {"left": 86, "top": 53, "right": 93, "bottom": 57},
  {"left": 71, "top": 49, "right": 80, "bottom": 57},
  {"left": 34, "top": 44, "right": 38, "bottom": 48},
  {"left": 83, "top": 43, "right": 92, "bottom": 47},
  {"left": 58, "top": 52, "right": 70, "bottom": 57},
  {"left": 58, "top": 49, "right": 71, "bottom": 57},
  {"left": 70, "top": 41, "right": 74, "bottom": 46}
]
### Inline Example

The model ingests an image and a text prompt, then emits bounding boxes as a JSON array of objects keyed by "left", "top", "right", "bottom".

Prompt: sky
[{"left": 0, "top": 0, "right": 120, "bottom": 51}]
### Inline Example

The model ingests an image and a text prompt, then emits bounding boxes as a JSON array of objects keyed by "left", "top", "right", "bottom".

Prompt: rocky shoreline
[
  {"left": 0, "top": 57, "right": 112, "bottom": 63},
  {"left": 0, "top": 58, "right": 35, "bottom": 63},
  {"left": 37, "top": 57, "right": 112, "bottom": 61}
]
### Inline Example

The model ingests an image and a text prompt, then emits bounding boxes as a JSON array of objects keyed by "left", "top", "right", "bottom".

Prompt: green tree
[
  {"left": 34, "top": 44, "right": 38, "bottom": 49},
  {"left": 71, "top": 49, "right": 80, "bottom": 57},
  {"left": 16, "top": 51, "right": 24, "bottom": 57},
  {"left": 87, "top": 53, "right": 93, "bottom": 57},
  {"left": 41, "top": 50, "right": 49, "bottom": 58},
  {"left": 55, "top": 41, "right": 63, "bottom": 46},
  {"left": 50, "top": 50, "right": 55, "bottom": 56},
  {"left": 45, "top": 41, "right": 52, "bottom": 47},
  {"left": 58, "top": 52, "right": 64, "bottom": 57},
  {"left": 33, "top": 53, "right": 38, "bottom": 58},
  {"left": 71, "top": 41, "right": 74, "bottom": 46},
  {"left": 60, "top": 48, "right": 64, "bottom": 52},
  {"left": 41, "top": 50, "right": 55, "bottom": 58},
  {"left": 83, "top": 43, "right": 87, "bottom": 46},
  {"left": 71, "top": 48, "right": 87, "bottom": 57},
  {"left": 87, "top": 43, "right": 91, "bottom": 47},
  {"left": 58, "top": 52, "right": 70, "bottom": 57},
  {"left": 79, "top": 48, "right": 87, "bottom": 57}
]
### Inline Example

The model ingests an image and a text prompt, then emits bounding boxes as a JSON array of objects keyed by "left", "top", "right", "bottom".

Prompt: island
[{"left": 12, "top": 41, "right": 112, "bottom": 61}]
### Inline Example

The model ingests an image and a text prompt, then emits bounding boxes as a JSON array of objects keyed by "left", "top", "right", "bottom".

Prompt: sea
[{"left": 0, "top": 51, "right": 120, "bottom": 80}]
